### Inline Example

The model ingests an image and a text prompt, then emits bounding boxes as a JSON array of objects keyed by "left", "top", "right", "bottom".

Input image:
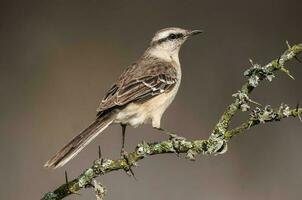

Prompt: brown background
[{"left": 1, "top": 0, "right": 302, "bottom": 199}]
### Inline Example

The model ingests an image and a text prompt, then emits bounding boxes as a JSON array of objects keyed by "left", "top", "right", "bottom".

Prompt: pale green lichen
[
  {"left": 278, "top": 103, "right": 291, "bottom": 117},
  {"left": 169, "top": 134, "right": 190, "bottom": 152},
  {"left": 250, "top": 105, "right": 279, "bottom": 123},
  {"left": 232, "top": 90, "right": 260, "bottom": 112},
  {"left": 136, "top": 141, "right": 151, "bottom": 157},
  {"left": 192, "top": 140, "right": 206, "bottom": 152},
  {"left": 42, "top": 192, "right": 57, "bottom": 200},
  {"left": 152, "top": 141, "right": 174, "bottom": 153},
  {"left": 178, "top": 140, "right": 193, "bottom": 151},
  {"left": 186, "top": 149, "right": 198, "bottom": 160},
  {"left": 102, "top": 159, "right": 114, "bottom": 169},
  {"left": 93, "top": 179, "right": 107, "bottom": 200},
  {"left": 78, "top": 168, "right": 94, "bottom": 188},
  {"left": 185, "top": 140, "right": 207, "bottom": 160},
  {"left": 208, "top": 139, "right": 227, "bottom": 155},
  {"left": 244, "top": 59, "right": 275, "bottom": 86}
]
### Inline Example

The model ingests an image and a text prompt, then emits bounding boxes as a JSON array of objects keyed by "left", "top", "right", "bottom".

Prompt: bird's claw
[
  {"left": 169, "top": 133, "right": 186, "bottom": 155},
  {"left": 120, "top": 149, "right": 136, "bottom": 178},
  {"left": 169, "top": 133, "right": 185, "bottom": 141}
]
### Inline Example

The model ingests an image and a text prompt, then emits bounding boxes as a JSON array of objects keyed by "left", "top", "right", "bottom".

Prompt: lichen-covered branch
[
  {"left": 225, "top": 106, "right": 302, "bottom": 140},
  {"left": 42, "top": 43, "right": 302, "bottom": 200},
  {"left": 212, "top": 43, "right": 302, "bottom": 134}
]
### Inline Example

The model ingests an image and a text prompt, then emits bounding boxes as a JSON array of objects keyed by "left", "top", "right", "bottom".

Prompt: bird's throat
[{"left": 147, "top": 47, "right": 180, "bottom": 66}]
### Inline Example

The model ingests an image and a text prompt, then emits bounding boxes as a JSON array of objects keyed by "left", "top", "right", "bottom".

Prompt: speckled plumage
[{"left": 97, "top": 57, "right": 179, "bottom": 120}]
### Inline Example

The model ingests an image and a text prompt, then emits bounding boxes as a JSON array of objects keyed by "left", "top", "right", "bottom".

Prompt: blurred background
[{"left": 1, "top": 0, "right": 302, "bottom": 199}]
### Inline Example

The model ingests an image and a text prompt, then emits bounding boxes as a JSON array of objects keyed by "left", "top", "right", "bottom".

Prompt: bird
[{"left": 44, "top": 27, "right": 202, "bottom": 169}]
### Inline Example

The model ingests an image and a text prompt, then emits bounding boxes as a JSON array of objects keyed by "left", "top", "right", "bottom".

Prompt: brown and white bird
[{"left": 44, "top": 27, "right": 202, "bottom": 169}]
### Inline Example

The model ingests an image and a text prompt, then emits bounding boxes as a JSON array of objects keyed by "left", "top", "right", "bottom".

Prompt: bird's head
[{"left": 149, "top": 27, "right": 202, "bottom": 55}]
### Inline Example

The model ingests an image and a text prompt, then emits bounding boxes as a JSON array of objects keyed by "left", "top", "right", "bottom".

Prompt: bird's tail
[{"left": 44, "top": 113, "right": 115, "bottom": 169}]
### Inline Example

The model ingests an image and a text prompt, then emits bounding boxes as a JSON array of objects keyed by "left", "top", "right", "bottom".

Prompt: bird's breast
[{"left": 114, "top": 77, "right": 181, "bottom": 128}]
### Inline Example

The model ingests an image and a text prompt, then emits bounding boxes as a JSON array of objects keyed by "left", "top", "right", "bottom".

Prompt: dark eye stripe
[
  {"left": 170, "top": 33, "right": 183, "bottom": 40},
  {"left": 156, "top": 33, "right": 183, "bottom": 44}
]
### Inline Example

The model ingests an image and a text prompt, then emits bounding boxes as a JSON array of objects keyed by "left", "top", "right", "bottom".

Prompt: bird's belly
[{"left": 114, "top": 89, "right": 178, "bottom": 128}]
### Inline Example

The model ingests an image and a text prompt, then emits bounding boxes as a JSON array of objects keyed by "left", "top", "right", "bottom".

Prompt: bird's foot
[
  {"left": 169, "top": 133, "right": 185, "bottom": 141},
  {"left": 155, "top": 127, "right": 187, "bottom": 155},
  {"left": 155, "top": 127, "right": 184, "bottom": 140},
  {"left": 120, "top": 148, "right": 136, "bottom": 178}
]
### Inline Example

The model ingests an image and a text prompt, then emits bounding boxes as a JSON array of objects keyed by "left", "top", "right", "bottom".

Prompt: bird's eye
[{"left": 168, "top": 33, "right": 177, "bottom": 40}]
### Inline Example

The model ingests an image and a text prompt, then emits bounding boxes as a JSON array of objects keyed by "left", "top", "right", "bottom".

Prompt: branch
[
  {"left": 225, "top": 106, "right": 302, "bottom": 139},
  {"left": 42, "top": 43, "right": 302, "bottom": 200}
]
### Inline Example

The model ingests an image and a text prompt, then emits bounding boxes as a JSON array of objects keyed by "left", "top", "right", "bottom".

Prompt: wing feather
[{"left": 97, "top": 61, "right": 178, "bottom": 116}]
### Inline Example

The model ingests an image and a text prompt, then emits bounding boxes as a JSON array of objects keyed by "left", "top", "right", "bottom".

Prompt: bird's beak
[{"left": 187, "top": 30, "right": 203, "bottom": 36}]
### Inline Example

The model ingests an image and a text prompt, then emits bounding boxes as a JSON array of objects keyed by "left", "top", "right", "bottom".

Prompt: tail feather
[{"left": 44, "top": 114, "right": 114, "bottom": 169}]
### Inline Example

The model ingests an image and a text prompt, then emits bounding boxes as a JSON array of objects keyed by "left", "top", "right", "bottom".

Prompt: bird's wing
[{"left": 96, "top": 61, "right": 178, "bottom": 115}]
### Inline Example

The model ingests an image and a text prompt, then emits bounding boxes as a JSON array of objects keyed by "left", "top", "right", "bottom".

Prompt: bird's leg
[
  {"left": 120, "top": 124, "right": 135, "bottom": 178},
  {"left": 121, "top": 124, "right": 126, "bottom": 156},
  {"left": 154, "top": 127, "right": 173, "bottom": 135},
  {"left": 154, "top": 127, "right": 183, "bottom": 140}
]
